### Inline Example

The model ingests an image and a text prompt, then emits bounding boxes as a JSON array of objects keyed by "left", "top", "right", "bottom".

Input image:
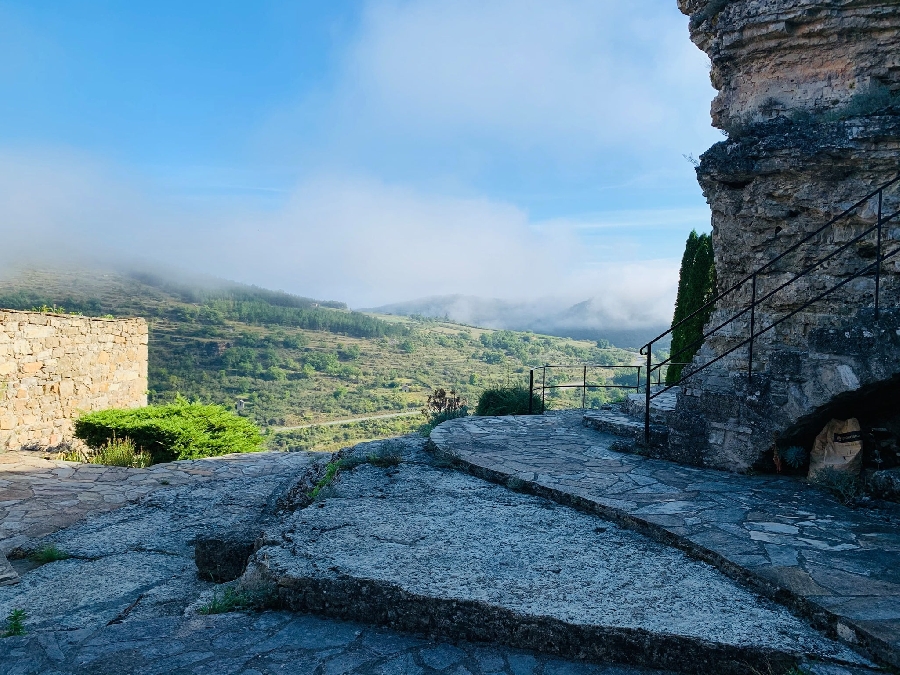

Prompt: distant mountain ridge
[{"left": 363, "top": 295, "right": 670, "bottom": 349}]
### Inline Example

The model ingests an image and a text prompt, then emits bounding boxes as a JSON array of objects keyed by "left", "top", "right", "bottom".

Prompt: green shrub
[
  {"left": 74, "top": 398, "right": 263, "bottom": 464},
  {"left": 475, "top": 386, "right": 543, "bottom": 416}
]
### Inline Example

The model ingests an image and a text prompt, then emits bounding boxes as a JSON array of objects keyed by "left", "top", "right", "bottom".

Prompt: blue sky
[{"left": 0, "top": 0, "right": 721, "bottom": 328}]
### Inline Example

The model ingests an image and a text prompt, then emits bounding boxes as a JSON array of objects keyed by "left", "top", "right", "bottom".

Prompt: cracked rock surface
[
  {"left": 250, "top": 438, "right": 869, "bottom": 674},
  {"left": 0, "top": 445, "right": 672, "bottom": 675}
]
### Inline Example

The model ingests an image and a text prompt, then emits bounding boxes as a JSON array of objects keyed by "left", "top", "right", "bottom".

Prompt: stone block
[{"left": 20, "top": 362, "right": 43, "bottom": 374}]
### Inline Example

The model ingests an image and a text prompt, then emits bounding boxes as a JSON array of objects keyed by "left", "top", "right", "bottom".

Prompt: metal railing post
[
  {"left": 876, "top": 190, "right": 883, "bottom": 320},
  {"left": 748, "top": 273, "right": 757, "bottom": 381},
  {"left": 542, "top": 366, "right": 546, "bottom": 413},
  {"left": 644, "top": 347, "right": 652, "bottom": 445},
  {"left": 582, "top": 366, "right": 587, "bottom": 409},
  {"left": 528, "top": 369, "right": 534, "bottom": 415}
]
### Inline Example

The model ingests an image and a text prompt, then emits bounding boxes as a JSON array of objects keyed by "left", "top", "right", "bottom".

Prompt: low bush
[
  {"left": 74, "top": 398, "right": 263, "bottom": 464},
  {"left": 475, "top": 386, "right": 543, "bottom": 416}
]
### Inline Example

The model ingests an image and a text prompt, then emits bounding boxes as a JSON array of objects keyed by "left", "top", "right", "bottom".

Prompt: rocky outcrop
[
  {"left": 679, "top": 0, "right": 900, "bottom": 132},
  {"left": 667, "top": 1, "right": 900, "bottom": 471}
]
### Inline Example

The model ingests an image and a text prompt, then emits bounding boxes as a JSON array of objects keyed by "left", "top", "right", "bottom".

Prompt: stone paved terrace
[
  {"left": 0, "top": 450, "right": 315, "bottom": 583},
  {"left": 430, "top": 412, "right": 900, "bottom": 670},
  {"left": 0, "top": 610, "right": 681, "bottom": 675},
  {"left": 0, "top": 444, "right": 688, "bottom": 675}
]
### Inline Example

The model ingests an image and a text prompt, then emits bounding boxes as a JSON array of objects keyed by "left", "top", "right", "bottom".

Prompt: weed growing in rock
[
  {"left": 1, "top": 609, "right": 26, "bottom": 637},
  {"left": 505, "top": 477, "right": 525, "bottom": 491},
  {"left": 781, "top": 446, "right": 808, "bottom": 469},
  {"left": 28, "top": 545, "right": 68, "bottom": 564},
  {"left": 427, "top": 449, "right": 457, "bottom": 468},
  {"left": 367, "top": 441, "right": 403, "bottom": 467},
  {"left": 198, "top": 578, "right": 279, "bottom": 615},
  {"left": 814, "top": 468, "right": 860, "bottom": 505},
  {"left": 309, "top": 459, "right": 343, "bottom": 501},
  {"left": 419, "top": 388, "right": 468, "bottom": 434},
  {"left": 744, "top": 662, "right": 808, "bottom": 675}
]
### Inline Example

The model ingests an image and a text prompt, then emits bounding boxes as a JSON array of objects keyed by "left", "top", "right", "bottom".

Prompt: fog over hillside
[{"left": 365, "top": 295, "right": 670, "bottom": 349}]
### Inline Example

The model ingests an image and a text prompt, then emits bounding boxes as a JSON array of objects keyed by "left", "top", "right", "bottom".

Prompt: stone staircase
[{"left": 582, "top": 387, "right": 678, "bottom": 447}]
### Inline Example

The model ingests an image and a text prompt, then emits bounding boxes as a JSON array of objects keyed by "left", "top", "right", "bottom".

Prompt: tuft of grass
[
  {"left": 198, "top": 586, "right": 253, "bottom": 615},
  {"left": 367, "top": 441, "right": 403, "bottom": 467},
  {"left": 92, "top": 436, "right": 152, "bottom": 468},
  {"left": 28, "top": 545, "right": 68, "bottom": 564},
  {"left": 198, "top": 580, "right": 278, "bottom": 615},
  {"left": 58, "top": 436, "right": 151, "bottom": 468},
  {"left": 475, "top": 386, "right": 542, "bottom": 417},
  {"left": 2, "top": 609, "right": 26, "bottom": 637}
]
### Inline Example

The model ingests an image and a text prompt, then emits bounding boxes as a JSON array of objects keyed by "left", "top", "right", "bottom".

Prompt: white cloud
[{"left": 334, "top": 0, "right": 715, "bottom": 154}]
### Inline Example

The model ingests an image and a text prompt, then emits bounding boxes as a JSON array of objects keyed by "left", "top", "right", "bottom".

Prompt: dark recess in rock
[{"left": 195, "top": 530, "right": 259, "bottom": 583}]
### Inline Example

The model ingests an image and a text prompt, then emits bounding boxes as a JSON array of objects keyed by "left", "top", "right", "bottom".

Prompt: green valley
[{"left": 0, "top": 268, "right": 643, "bottom": 451}]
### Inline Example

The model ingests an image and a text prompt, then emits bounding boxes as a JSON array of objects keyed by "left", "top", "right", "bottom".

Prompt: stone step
[
  {"left": 582, "top": 409, "right": 668, "bottom": 447},
  {"left": 242, "top": 438, "right": 873, "bottom": 675},
  {"left": 622, "top": 386, "right": 679, "bottom": 420}
]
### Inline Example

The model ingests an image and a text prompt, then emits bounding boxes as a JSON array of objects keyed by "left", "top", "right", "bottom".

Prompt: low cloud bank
[
  {"left": 0, "top": 150, "right": 681, "bottom": 333},
  {"left": 365, "top": 294, "right": 672, "bottom": 349}
]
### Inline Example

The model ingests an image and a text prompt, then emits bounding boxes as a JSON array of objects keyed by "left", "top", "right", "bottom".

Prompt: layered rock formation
[{"left": 666, "top": 0, "right": 900, "bottom": 471}]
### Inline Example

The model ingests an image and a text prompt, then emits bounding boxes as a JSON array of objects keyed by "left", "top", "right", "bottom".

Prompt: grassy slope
[{"left": 0, "top": 268, "right": 642, "bottom": 451}]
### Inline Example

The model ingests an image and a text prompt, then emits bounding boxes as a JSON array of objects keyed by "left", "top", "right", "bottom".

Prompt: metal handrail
[
  {"left": 640, "top": 175, "right": 900, "bottom": 444},
  {"left": 526, "top": 364, "right": 679, "bottom": 413}
]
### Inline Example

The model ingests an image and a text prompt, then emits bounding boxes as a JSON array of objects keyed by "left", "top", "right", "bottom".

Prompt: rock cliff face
[
  {"left": 665, "top": 0, "right": 900, "bottom": 471},
  {"left": 679, "top": 0, "right": 900, "bottom": 132}
]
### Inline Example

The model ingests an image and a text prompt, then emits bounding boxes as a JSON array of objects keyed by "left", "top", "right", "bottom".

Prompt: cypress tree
[{"left": 666, "top": 231, "right": 716, "bottom": 385}]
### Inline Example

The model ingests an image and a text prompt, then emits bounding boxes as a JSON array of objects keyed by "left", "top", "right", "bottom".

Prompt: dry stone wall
[
  {"left": 665, "top": 0, "right": 900, "bottom": 471},
  {"left": 0, "top": 310, "right": 148, "bottom": 452}
]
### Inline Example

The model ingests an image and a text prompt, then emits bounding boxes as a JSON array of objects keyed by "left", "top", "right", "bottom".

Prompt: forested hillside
[{"left": 0, "top": 268, "right": 642, "bottom": 450}]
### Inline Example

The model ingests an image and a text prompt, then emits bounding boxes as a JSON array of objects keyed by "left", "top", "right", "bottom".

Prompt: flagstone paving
[
  {"left": 0, "top": 451, "right": 313, "bottom": 559},
  {"left": 429, "top": 412, "right": 900, "bottom": 670},
  {"left": 0, "top": 610, "right": 677, "bottom": 675}
]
